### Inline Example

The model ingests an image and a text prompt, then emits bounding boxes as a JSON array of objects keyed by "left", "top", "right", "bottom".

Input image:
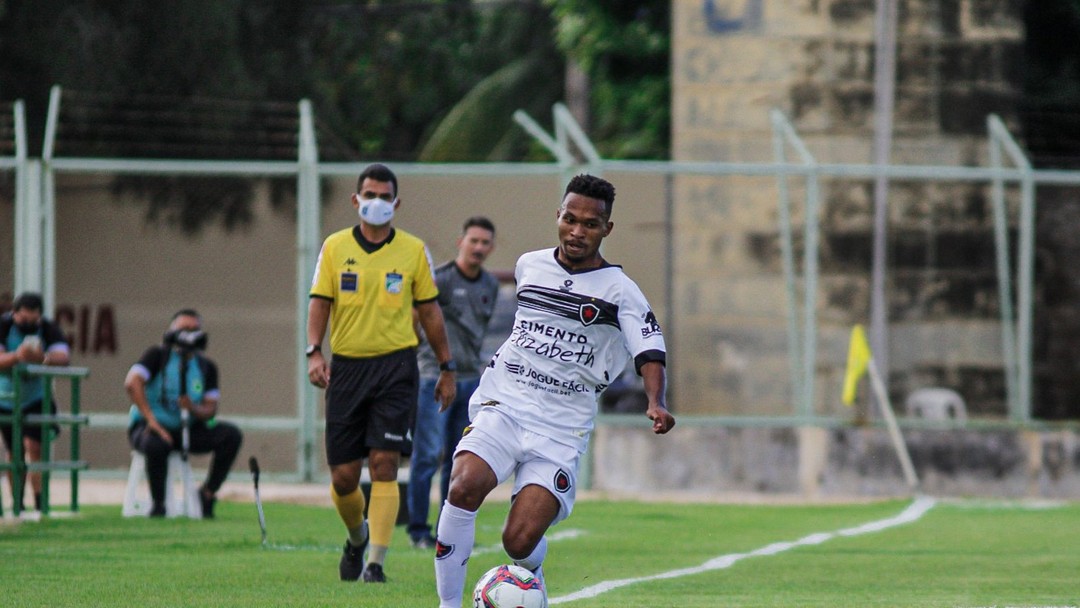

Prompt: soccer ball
[{"left": 472, "top": 564, "right": 547, "bottom": 608}]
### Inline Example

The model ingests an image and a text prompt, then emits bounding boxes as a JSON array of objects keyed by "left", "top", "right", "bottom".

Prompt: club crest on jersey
[
  {"left": 385, "top": 272, "right": 403, "bottom": 294},
  {"left": 553, "top": 469, "right": 572, "bottom": 493},
  {"left": 579, "top": 303, "right": 600, "bottom": 326}
]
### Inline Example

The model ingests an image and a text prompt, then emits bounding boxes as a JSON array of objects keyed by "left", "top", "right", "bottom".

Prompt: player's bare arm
[
  {"left": 124, "top": 370, "right": 173, "bottom": 444},
  {"left": 305, "top": 297, "right": 331, "bottom": 388},
  {"left": 641, "top": 360, "right": 675, "bottom": 434},
  {"left": 415, "top": 300, "right": 457, "bottom": 410}
]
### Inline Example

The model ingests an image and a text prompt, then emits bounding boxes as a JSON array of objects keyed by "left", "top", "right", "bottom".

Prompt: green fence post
[
  {"left": 11, "top": 364, "right": 25, "bottom": 517},
  {"left": 39, "top": 371, "right": 53, "bottom": 515},
  {"left": 70, "top": 375, "right": 81, "bottom": 512}
]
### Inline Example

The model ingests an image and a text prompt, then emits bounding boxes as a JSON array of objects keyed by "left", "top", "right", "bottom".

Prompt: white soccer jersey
[{"left": 469, "top": 248, "right": 666, "bottom": 453}]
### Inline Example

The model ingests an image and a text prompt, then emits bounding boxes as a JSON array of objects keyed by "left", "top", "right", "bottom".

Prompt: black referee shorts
[{"left": 325, "top": 347, "right": 418, "bottom": 466}]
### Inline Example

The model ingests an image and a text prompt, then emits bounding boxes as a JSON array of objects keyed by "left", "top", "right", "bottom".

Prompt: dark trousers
[{"left": 128, "top": 420, "right": 242, "bottom": 506}]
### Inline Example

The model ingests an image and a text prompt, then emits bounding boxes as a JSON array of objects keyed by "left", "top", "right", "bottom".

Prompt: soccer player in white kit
[{"left": 434, "top": 174, "right": 676, "bottom": 607}]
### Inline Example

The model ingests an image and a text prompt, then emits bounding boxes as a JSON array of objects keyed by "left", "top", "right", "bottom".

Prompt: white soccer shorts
[{"left": 454, "top": 406, "right": 580, "bottom": 523}]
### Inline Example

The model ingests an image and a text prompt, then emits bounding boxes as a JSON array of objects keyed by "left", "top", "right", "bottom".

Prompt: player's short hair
[
  {"left": 12, "top": 292, "right": 43, "bottom": 313},
  {"left": 564, "top": 174, "right": 615, "bottom": 217},
  {"left": 357, "top": 163, "right": 398, "bottom": 198},
  {"left": 171, "top": 308, "right": 201, "bottom": 321},
  {"left": 462, "top": 216, "right": 495, "bottom": 236}
]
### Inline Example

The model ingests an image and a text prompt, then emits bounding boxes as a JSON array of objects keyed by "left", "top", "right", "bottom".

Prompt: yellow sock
[
  {"left": 367, "top": 481, "right": 399, "bottom": 557},
  {"left": 330, "top": 485, "right": 367, "bottom": 542}
]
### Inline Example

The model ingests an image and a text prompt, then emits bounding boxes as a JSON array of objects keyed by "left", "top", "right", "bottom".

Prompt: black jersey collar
[
  {"left": 353, "top": 226, "right": 396, "bottom": 254},
  {"left": 551, "top": 247, "right": 618, "bottom": 274}
]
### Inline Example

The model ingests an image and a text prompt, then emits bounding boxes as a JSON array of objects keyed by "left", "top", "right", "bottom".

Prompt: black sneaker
[
  {"left": 339, "top": 539, "right": 366, "bottom": 581},
  {"left": 362, "top": 562, "right": 386, "bottom": 583},
  {"left": 411, "top": 533, "right": 438, "bottom": 549},
  {"left": 199, "top": 490, "right": 216, "bottom": 519},
  {"left": 149, "top": 502, "right": 166, "bottom": 518}
]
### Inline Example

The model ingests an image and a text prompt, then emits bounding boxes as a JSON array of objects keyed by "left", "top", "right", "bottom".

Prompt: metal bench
[{"left": 0, "top": 364, "right": 90, "bottom": 516}]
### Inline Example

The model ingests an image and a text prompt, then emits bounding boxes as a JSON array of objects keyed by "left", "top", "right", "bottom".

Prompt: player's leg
[
  {"left": 129, "top": 422, "right": 175, "bottom": 517},
  {"left": 506, "top": 435, "right": 581, "bottom": 591},
  {"left": 363, "top": 447, "right": 401, "bottom": 581},
  {"left": 20, "top": 400, "right": 47, "bottom": 510},
  {"left": 361, "top": 348, "right": 419, "bottom": 582},
  {"left": 439, "top": 378, "right": 476, "bottom": 506},
  {"left": 436, "top": 450, "right": 499, "bottom": 608},
  {"left": 329, "top": 459, "right": 369, "bottom": 580},
  {"left": 406, "top": 376, "right": 442, "bottom": 547},
  {"left": 325, "top": 356, "right": 376, "bottom": 580},
  {"left": 22, "top": 434, "right": 42, "bottom": 509},
  {"left": 503, "top": 484, "right": 559, "bottom": 562},
  {"left": 0, "top": 422, "right": 20, "bottom": 508},
  {"left": 188, "top": 420, "right": 243, "bottom": 518}
]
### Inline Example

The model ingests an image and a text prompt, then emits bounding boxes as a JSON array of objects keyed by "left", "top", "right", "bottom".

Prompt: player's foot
[
  {"left": 149, "top": 502, "right": 166, "bottom": 518},
  {"left": 362, "top": 562, "right": 386, "bottom": 583},
  {"left": 339, "top": 539, "right": 366, "bottom": 581},
  {"left": 199, "top": 488, "right": 216, "bottom": 519},
  {"left": 411, "top": 533, "right": 438, "bottom": 549},
  {"left": 531, "top": 564, "right": 546, "bottom": 592}
]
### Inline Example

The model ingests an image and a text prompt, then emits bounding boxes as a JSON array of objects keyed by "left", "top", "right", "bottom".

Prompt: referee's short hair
[{"left": 357, "top": 163, "right": 399, "bottom": 198}]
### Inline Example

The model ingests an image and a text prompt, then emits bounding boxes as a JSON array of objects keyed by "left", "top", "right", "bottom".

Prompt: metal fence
[{"left": 6, "top": 86, "right": 1080, "bottom": 481}]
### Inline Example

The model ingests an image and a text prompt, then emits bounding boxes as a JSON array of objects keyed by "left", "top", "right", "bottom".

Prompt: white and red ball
[{"left": 472, "top": 564, "right": 547, "bottom": 608}]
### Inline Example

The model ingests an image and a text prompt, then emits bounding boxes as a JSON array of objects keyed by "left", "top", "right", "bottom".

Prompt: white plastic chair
[
  {"left": 121, "top": 451, "right": 202, "bottom": 518},
  {"left": 904, "top": 387, "right": 967, "bottom": 422}
]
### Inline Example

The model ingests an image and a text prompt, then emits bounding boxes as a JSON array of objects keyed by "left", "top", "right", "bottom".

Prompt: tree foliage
[
  {"left": 0, "top": 1, "right": 671, "bottom": 231},
  {"left": 545, "top": 0, "right": 669, "bottom": 158}
]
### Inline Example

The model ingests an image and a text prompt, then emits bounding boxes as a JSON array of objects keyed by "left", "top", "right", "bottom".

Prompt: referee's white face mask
[{"left": 358, "top": 196, "right": 396, "bottom": 226}]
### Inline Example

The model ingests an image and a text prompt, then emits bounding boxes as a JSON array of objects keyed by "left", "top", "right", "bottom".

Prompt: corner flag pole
[
  {"left": 843, "top": 324, "right": 919, "bottom": 492},
  {"left": 865, "top": 358, "right": 919, "bottom": 491}
]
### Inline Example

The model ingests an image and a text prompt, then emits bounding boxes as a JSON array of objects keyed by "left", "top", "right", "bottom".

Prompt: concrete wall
[
  {"left": 592, "top": 424, "right": 1080, "bottom": 499},
  {"left": 0, "top": 170, "right": 667, "bottom": 475},
  {"left": 670, "top": 0, "right": 1026, "bottom": 417}
]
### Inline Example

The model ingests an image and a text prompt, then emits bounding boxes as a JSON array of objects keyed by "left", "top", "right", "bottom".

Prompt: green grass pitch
[{"left": 2, "top": 496, "right": 1078, "bottom": 607}]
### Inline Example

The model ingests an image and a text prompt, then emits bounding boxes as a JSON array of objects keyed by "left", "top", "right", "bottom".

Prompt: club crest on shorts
[
  {"left": 553, "top": 469, "right": 572, "bottom": 493},
  {"left": 579, "top": 303, "right": 600, "bottom": 326}
]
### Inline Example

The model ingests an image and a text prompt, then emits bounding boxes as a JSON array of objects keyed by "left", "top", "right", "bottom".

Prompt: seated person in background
[
  {"left": 0, "top": 292, "right": 71, "bottom": 512},
  {"left": 124, "top": 309, "right": 242, "bottom": 518}
]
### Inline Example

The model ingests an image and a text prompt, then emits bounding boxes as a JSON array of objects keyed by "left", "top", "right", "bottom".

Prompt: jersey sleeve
[
  {"left": 135, "top": 345, "right": 167, "bottom": 379},
  {"left": 412, "top": 244, "right": 440, "bottom": 303},
  {"left": 41, "top": 319, "right": 70, "bottom": 353},
  {"left": 617, "top": 279, "right": 666, "bottom": 374},
  {"left": 201, "top": 357, "right": 221, "bottom": 400},
  {"left": 309, "top": 240, "right": 336, "bottom": 300}
]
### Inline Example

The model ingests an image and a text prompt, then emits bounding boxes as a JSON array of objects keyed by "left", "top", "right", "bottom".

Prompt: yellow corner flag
[{"left": 842, "top": 324, "right": 872, "bottom": 406}]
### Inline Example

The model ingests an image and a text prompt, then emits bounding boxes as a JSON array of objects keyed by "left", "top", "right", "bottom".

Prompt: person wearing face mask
[
  {"left": 124, "top": 309, "right": 242, "bottom": 518},
  {"left": 406, "top": 216, "right": 499, "bottom": 550},
  {"left": 307, "top": 163, "right": 456, "bottom": 583},
  {"left": 0, "top": 292, "right": 71, "bottom": 512}
]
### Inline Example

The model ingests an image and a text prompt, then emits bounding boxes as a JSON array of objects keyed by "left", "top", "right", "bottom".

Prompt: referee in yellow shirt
[{"left": 307, "top": 163, "right": 456, "bottom": 583}]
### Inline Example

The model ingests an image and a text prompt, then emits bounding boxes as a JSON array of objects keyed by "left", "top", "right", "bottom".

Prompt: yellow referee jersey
[{"left": 310, "top": 226, "right": 438, "bottom": 358}]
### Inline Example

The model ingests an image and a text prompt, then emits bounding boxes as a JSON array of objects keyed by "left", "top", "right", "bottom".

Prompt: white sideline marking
[{"left": 550, "top": 496, "right": 937, "bottom": 605}]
